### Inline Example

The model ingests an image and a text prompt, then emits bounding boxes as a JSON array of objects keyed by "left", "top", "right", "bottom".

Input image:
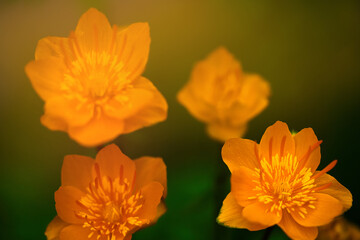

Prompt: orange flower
[
  {"left": 177, "top": 47, "right": 270, "bottom": 142},
  {"left": 217, "top": 121, "right": 352, "bottom": 240},
  {"left": 45, "top": 144, "right": 167, "bottom": 240},
  {"left": 318, "top": 217, "right": 360, "bottom": 240},
  {"left": 25, "top": 8, "right": 167, "bottom": 147}
]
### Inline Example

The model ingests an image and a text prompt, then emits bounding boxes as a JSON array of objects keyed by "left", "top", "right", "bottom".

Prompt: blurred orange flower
[
  {"left": 177, "top": 47, "right": 270, "bottom": 142},
  {"left": 217, "top": 121, "right": 352, "bottom": 240},
  {"left": 25, "top": 8, "right": 167, "bottom": 147},
  {"left": 45, "top": 144, "right": 167, "bottom": 240},
  {"left": 318, "top": 217, "right": 360, "bottom": 240}
]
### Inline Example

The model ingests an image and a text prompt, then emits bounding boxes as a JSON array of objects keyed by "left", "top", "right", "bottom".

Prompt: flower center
[
  {"left": 75, "top": 164, "right": 149, "bottom": 239},
  {"left": 60, "top": 33, "right": 131, "bottom": 105},
  {"left": 251, "top": 154, "right": 317, "bottom": 216}
]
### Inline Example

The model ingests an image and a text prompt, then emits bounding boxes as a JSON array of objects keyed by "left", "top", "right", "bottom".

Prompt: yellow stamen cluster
[
  {"left": 60, "top": 32, "right": 132, "bottom": 105},
  {"left": 75, "top": 166, "right": 149, "bottom": 239},
  {"left": 250, "top": 154, "right": 317, "bottom": 217}
]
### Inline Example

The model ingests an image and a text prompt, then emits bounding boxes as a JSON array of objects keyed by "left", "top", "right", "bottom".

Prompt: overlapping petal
[
  {"left": 25, "top": 8, "right": 167, "bottom": 147},
  {"left": 61, "top": 155, "right": 94, "bottom": 191},
  {"left": 49, "top": 144, "right": 167, "bottom": 240},
  {"left": 54, "top": 186, "right": 84, "bottom": 224},
  {"left": 45, "top": 216, "right": 69, "bottom": 240},
  {"left": 95, "top": 144, "right": 135, "bottom": 181},
  {"left": 217, "top": 193, "right": 267, "bottom": 231},
  {"left": 75, "top": 8, "right": 112, "bottom": 52},
  {"left": 231, "top": 167, "right": 259, "bottom": 206},
  {"left": 259, "top": 121, "right": 295, "bottom": 161},
  {"left": 314, "top": 173, "right": 352, "bottom": 210},
  {"left": 218, "top": 121, "right": 352, "bottom": 240},
  {"left": 59, "top": 225, "right": 95, "bottom": 240},
  {"left": 242, "top": 202, "right": 282, "bottom": 226},
  {"left": 278, "top": 211, "right": 318, "bottom": 240},
  {"left": 177, "top": 47, "right": 270, "bottom": 142},
  {"left": 122, "top": 77, "right": 168, "bottom": 134},
  {"left": 294, "top": 128, "right": 321, "bottom": 172},
  {"left": 25, "top": 57, "right": 65, "bottom": 100},
  {"left": 137, "top": 182, "right": 164, "bottom": 221},
  {"left": 291, "top": 193, "right": 343, "bottom": 227},
  {"left": 115, "top": 23, "right": 150, "bottom": 81},
  {"left": 134, "top": 156, "right": 167, "bottom": 196},
  {"left": 222, "top": 138, "right": 259, "bottom": 172}
]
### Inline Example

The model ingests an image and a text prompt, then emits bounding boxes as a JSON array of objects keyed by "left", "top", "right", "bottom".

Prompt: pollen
[
  {"left": 250, "top": 153, "right": 317, "bottom": 216},
  {"left": 75, "top": 164, "right": 149, "bottom": 239},
  {"left": 59, "top": 29, "right": 131, "bottom": 108},
  {"left": 248, "top": 150, "right": 337, "bottom": 219}
]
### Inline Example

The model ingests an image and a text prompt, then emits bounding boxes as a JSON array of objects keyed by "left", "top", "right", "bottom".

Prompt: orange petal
[
  {"left": 185, "top": 47, "right": 243, "bottom": 104},
  {"left": 41, "top": 114, "right": 67, "bottom": 131},
  {"left": 154, "top": 201, "right": 167, "bottom": 222},
  {"left": 231, "top": 166, "right": 259, "bottom": 207},
  {"left": 122, "top": 77, "right": 168, "bottom": 134},
  {"left": 124, "top": 234, "right": 133, "bottom": 240},
  {"left": 138, "top": 182, "right": 164, "bottom": 221},
  {"left": 232, "top": 74, "right": 270, "bottom": 125},
  {"left": 204, "top": 47, "right": 242, "bottom": 75},
  {"left": 134, "top": 157, "right": 167, "bottom": 197},
  {"left": 314, "top": 173, "right": 352, "bottom": 210},
  {"left": 75, "top": 8, "right": 112, "bottom": 52},
  {"left": 222, "top": 138, "right": 259, "bottom": 172},
  {"left": 34, "top": 36, "right": 73, "bottom": 61},
  {"left": 278, "top": 211, "right": 318, "bottom": 240},
  {"left": 25, "top": 58, "right": 64, "bottom": 101},
  {"left": 61, "top": 155, "right": 94, "bottom": 191},
  {"left": 68, "top": 114, "right": 124, "bottom": 147},
  {"left": 217, "top": 193, "right": 267, "bottom": 231},
  {"left": 177, "top": 84, "right": 216, "bottom": 123},
  {"left": 206, "top": 123, "right": 247, "bottom": 142},
  {"left": 104, "top": 88, "right": 153, "bottom": 120},
  {"left": 45, "top": 216, "right": 69, "bottom": 240},
  {"left": 291, "top": 193, "right": 343, "bottom": 227},
  {"left": 54, "top": 186, "right": 85, "bottom": 224},
  {"left": 115, "top": 23, "right": 150, "bottom": 81},
  {"left": 259, "top": 121, "right": 295, "bottom": 161},
  {"left": 242, "top": 202, "right": 282, "bottom": 226},
  {"left": 59, "top": 225, "right": 95, "bottom": 240},
  {"left": 294, "top": 128, "right": 321, "bottom": 172},
  {"left": 95, "top": 144, "right": 136, "bottom": 183},
  {"left": 44, "top": 97, "right": 94, "bottom": 127}
]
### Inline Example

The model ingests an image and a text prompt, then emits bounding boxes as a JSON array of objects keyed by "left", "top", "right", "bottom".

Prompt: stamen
[
  {"left": 249, "top": 153, "right": 324, "bottom": 219},
  {"left": 312, "top": 182, "right": 332, "bottom": 192},
  {"left": 311, "top": 160, "right": 337, "bottom": 180},
  {"left": 75, "top": 164, "right": 147, "bottom": 239},
  {"left": 268, "top": 137, "right": 273, "bottom": 162},
  {"left": 298, "top": 140, "right": 323, "bottom": 170},
  {"left": 93, "top": 24, "right": 99, "bottom": 52},
  {"left": 109, "top": 25, "right": 118, "bottom": 54},
  {"left": 280, "top": 136, "right": 286, "bottom": 157},
  {"left": 254, "top": 142, "right": 260, "bottom": 166},
  {"left": 119, "top": 165, "right": 124, "bottom": 184}
]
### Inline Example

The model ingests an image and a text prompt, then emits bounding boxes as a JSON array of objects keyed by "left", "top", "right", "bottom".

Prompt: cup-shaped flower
[
  {"left": 217, "top": 121, "right": 352, "bottom": 240},
  {"left": 25, "top": 8, "right": 167, "bottom": 147},
  {"left": 45, "top": 144, "right": 167, "bottom": 240},
  {"left": 177, "top": 47, "right": 270, "bottom": 142}
]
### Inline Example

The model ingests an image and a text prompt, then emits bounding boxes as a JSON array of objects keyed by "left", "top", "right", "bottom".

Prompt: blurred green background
[{"left": 0, "top": 0, "right": 359, "bottom": 239}]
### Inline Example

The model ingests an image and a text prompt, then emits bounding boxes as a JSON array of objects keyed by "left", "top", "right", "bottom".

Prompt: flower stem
[{"left": 262, "top": 226, "right": 274, "bottom": 240}]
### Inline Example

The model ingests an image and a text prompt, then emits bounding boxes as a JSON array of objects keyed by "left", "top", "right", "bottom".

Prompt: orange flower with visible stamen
[
  {"left": 45, "top": 144, "right": 167, "bottom": 240},
  {"left": 177, "top": 47, "right": 270, "bottom": 142},
  {"left": 217, "top": 121, "right": 352, "bottom": 240},
  {"left": 25, "top": 8, "right": 167, "bottom": 147}
]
